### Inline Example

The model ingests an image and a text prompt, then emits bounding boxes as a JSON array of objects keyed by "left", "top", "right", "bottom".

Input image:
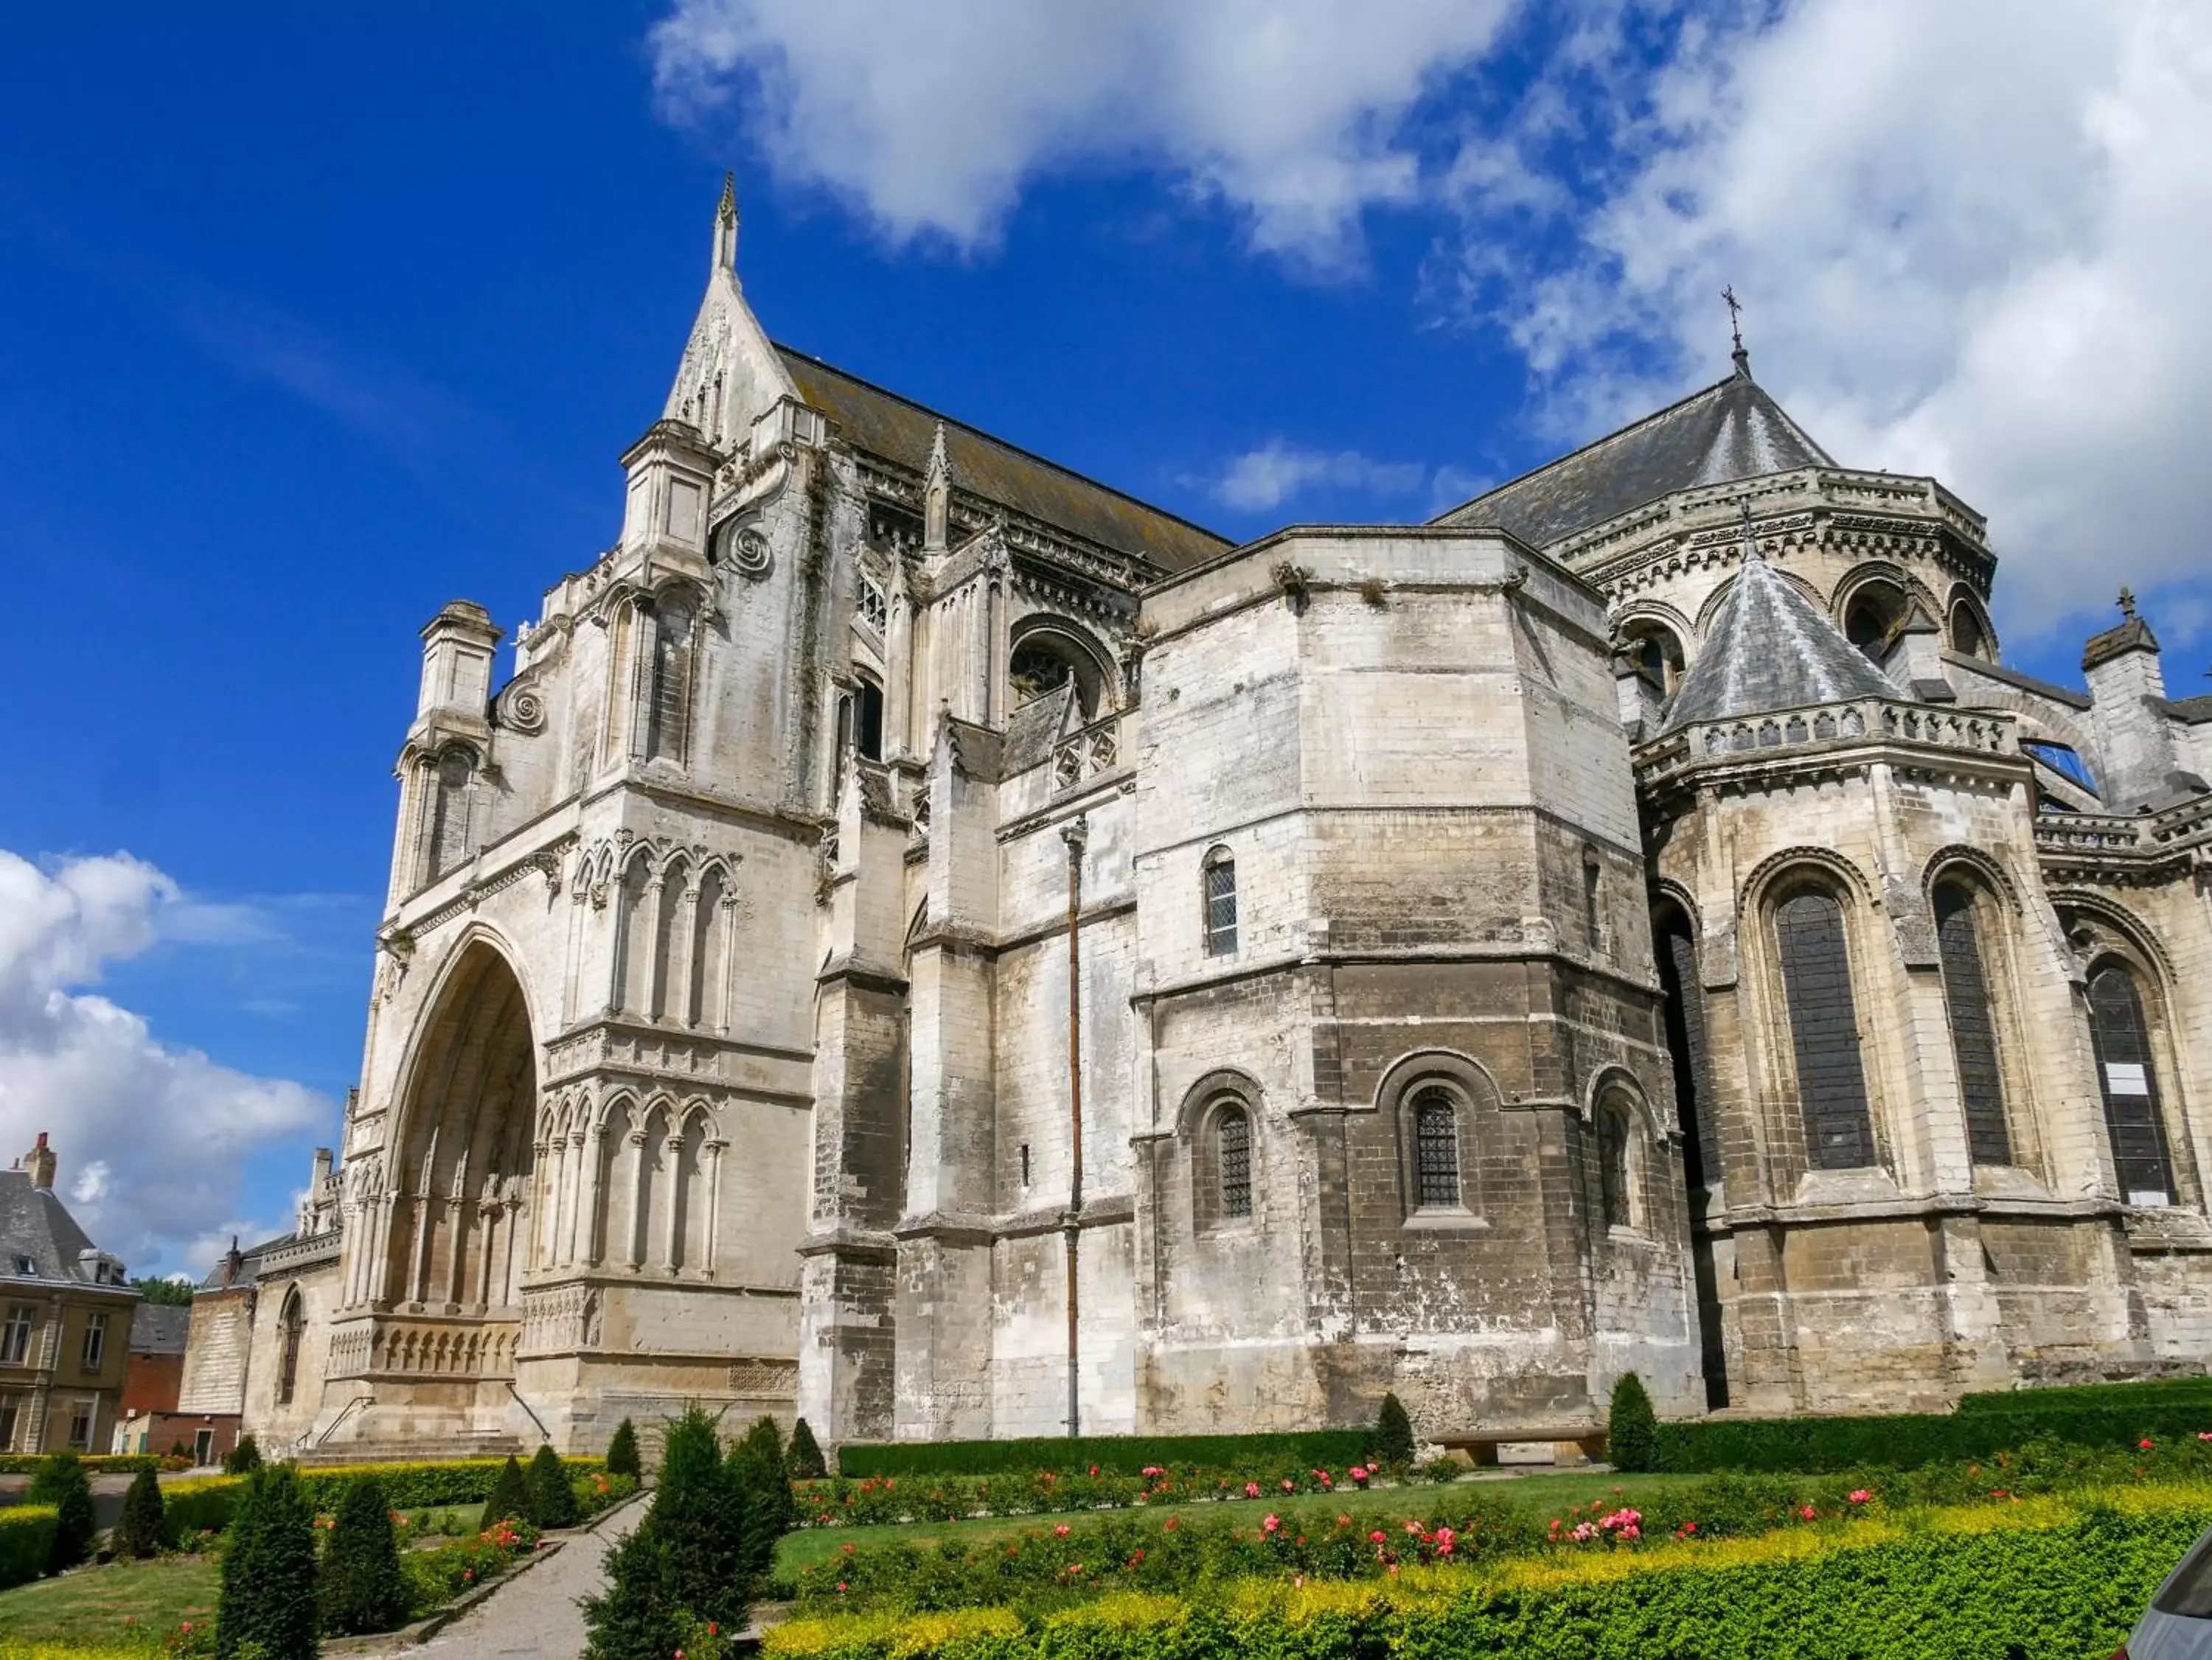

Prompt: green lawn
[
  {"left": 0, "top": 1556, "right": 216, "bottom": 1649},
  {"left": 774, "top": 1468, "right": 1700, "bottom": 1573}
]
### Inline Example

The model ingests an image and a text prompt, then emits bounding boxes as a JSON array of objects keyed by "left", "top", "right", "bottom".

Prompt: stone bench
[{"left": 1432, "top": 1423, "right": 1608, "bottom": 1467}]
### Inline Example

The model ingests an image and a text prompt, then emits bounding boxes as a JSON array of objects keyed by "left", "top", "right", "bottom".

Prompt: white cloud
[
  {"left": 0, "top": 851, "right": 330, "bottom": 1276},
  {"left": 649, "top": 0, "right": 1515, "bottom": 265},
  {"left": 1453, "top": 0, "right": 2212, "bottom": 634},
  {"left": 1207, "top": 440, "right": 1430, "bottom": 512}
]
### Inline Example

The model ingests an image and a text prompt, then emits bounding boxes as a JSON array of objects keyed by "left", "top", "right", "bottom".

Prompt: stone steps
[{"left": 296, "top": 1431, "right": 529, "bottom": 1468}]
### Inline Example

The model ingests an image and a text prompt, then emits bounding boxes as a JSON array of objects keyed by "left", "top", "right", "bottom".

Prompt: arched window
[
  {"left": 1934, "top": 883, "right": 2011, "bottom": 1165},
  {"left": 1774, "top": 888, "right": 1876, "bottom": 1169},
  {"left": 427, "top": 749, "right": 474, "bottom": 881},
  {"left": 1413, "top": 1089, "right": 1461, "bottom": 1208},
  {"left": 642, "top": 593, "right": 696, "bottom": 764},
  {"left": 1202, "top": 849, "right": 1237, "bottom": 956},
  {"left": 1621, "top": 620, "right": 1686, "bottom": 695},
  {"left": 276, "top": 1288, "right": 305, "bottom": 1406},
  {"left": 1950, "top": 600, "right": 1991, "bottom": 660},
  {"left": 1217, "top": 1105, "right": 1252, "bottom": 1221},
  {"left": 1009, "top": 632, "right": 1103, "bottom": 720},
  {"left": 1598, "top": 1100, "right": 1636, "bottom": 1230},
  {"left": 2087, "top": 963, "right": 2175, "bottom": 1205},
  {"left": 855, "top": 678, "right": 885, "bottom": 761},
  {"left": 1843, "top": 579, "right": 1910, "bottom": 658}
]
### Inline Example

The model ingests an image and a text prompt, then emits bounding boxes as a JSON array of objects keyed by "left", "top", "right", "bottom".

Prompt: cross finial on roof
[
  {"left": 1722, "top": 285, "right": 1750, "bottom": 377},
  {"left": 712, "top": 172, "right": 740, "bottom": 273},
  {"left": 2118, "top": 586, "right": 2137, "bottom": 618}
]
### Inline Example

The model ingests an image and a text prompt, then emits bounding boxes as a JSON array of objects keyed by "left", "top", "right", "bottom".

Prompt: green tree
[
  {"left": 29, "top": 1450, "right": 97, "bottom": 1571},
  {"left": 217, "top": 1464, "right": 319, "bottom": 1660},
  {"left": 580, "top": 1524, "right": 688, "bottom": 1660},
  {"left": 113, "top": 1465, "right": 166, "bottom": 1559},
  {"left": 223, "top": 1434, "right": 263, "bottom": 1476},
  {"left": 484, "top": 1454, "right": 532, "bottom": 1526},
  {"left": 1375, "top": 1392, "right": 1417, "bottom": 1468},
  {"left": 726, "top": 1417, "right": 793, "bottom": 1588},
  {"left": 320, "top": 1474, "right": 408, "bottom": 1636},
  {"left": 131, "top": 1275, "right": 195, "bottom": 1306},
  {"left": 526, "top": 1444, "right": 580, "bottom": 1529},
  {"left": 582, "top": 1407, "right": 753, "bottom": 1660},
  {"left": 1608, "top": 1370, "right": 1661, "bottom": 1474},
  {"left": 786, "top": 1417, "right": 827, "bottom": 1480},
  {"left": 604, "top": 1418, "right": 641, "bottom": 1482}
]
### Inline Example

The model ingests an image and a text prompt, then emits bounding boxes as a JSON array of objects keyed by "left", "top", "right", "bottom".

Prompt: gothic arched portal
[{"left": 382, "top": 944, "right": 538, "bottom": 1314}]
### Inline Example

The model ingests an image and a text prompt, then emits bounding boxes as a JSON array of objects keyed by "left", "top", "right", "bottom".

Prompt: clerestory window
[{"left": 1202, "top": 851, "right": 1237, "bottom": 957}]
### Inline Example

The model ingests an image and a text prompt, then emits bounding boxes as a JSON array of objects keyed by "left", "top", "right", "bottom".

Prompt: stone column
[{"left": 661, "top": 1134, "right": 686, "bottom": 1272}]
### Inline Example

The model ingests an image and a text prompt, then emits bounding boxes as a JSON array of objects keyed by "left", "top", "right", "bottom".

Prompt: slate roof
[
  {"left": 129, "top": 1303, "right": 192, "bottom": 1355},
  {"left": 1435, "top": 361, "right": 1834, "bottom": 550},
  {"left": 1663, "top": 555, "right": 1894, "bottom": 732},
  {"left": 776, "top": 346, "right": 1233, "bottom": 573},
  {"left": 0, "top": 1168, "right": 103, "bottom": 1284},
  {"left": 195, "top": 1231, "right": 296, "bottom": 1293},
  {"left": 2165, "top": 694, "right": 2212, "bottom": 725}
]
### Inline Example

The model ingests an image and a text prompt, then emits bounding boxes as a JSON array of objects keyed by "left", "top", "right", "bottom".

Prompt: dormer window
[{"left": 13, "top": 1258, "right": 33, "bottom": 1278}]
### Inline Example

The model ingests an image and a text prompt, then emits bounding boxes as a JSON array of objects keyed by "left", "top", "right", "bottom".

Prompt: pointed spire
[
  {"left": 1722, "top": 285, "right": 1750, "bottom": 378},
  {"left": 923, "top": 421, "right": 953, "bottom": 552},
  {"left": 712, "top": 171, "right": 739, "bottom": 273}
]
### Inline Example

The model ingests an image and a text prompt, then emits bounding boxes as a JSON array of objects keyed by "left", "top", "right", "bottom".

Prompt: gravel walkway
[{"left": 398, "top": 1494, "right": 647, "bottom": 1660}]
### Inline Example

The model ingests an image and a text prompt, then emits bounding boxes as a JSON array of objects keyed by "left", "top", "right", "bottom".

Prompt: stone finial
[
  {"left": 924, "top": 422, "right": 953, "bottom": 552},
  {"left": 24, "top": 1133, "right": 53, "bottom": 1193},
  {"left": 712, "top": 171, "right": 740, "bottom": 273},
  {"left": 2119, "top": 586, "right": 2137, "bottom": 618}
]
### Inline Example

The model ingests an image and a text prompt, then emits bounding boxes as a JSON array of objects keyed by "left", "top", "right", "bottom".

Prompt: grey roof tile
[
  {"left": 1663, "top": 556, "right": 1894, "bottom": 732},
  {"left": 1435, "top": 363, "right": 1832, "bottom": 549},
  {"left": 777, "top": 347, "right": 1232, "bottom": 573},
  {"left": 129, "top": 1303, "right": 192, "bottom": 1354},
  {"left": 0, "top": 1170, "right": 108, "bottom": 1286}
]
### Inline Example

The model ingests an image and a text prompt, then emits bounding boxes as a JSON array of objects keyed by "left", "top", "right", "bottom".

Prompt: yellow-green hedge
[
  {"left": 162, "top": 1457, "right": 608, "bottom": 1540},
  {"left": 0, "top": 1508, "right": 56, "bottom": 1591},
  {"left": 768, "top": 1487, "right": 2212, "bottom": 1660}
]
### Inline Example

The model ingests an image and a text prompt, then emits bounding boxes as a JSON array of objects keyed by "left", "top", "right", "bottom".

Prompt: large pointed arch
[{"left": 380, "top": 937, "right": 539, "bottom": 1313}]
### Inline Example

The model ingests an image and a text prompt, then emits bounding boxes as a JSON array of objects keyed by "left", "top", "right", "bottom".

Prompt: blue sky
[{"left": 3, "top": 1, "right": 2207, "bottom": 1274}]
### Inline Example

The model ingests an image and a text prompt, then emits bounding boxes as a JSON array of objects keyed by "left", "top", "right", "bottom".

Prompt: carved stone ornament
[
  {"left": 717, "top": 523, "right": 773, "bottom": 580},
  {"left": 497, "top": 678, "right": 548, "bottom": 735}
]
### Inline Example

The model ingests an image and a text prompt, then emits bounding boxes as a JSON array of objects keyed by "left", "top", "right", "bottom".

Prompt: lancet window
[
  {"left": 1774, "top": 888, "right": 1876, "bottom": 1169},
  {"left": 2087, "top": 963, "right": 2175, "bottom": 1206}
]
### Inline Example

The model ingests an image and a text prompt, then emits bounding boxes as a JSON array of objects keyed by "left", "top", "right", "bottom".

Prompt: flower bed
[
  {"left": 790, "top": 1439, "right": 2212, "bottom": 1616},
  {"left": 767, "top": 1487, "right": 2212, "bottom": 1660},
  {"left": 397, "top": 1516, "right": 540, "bottom": 1612}
]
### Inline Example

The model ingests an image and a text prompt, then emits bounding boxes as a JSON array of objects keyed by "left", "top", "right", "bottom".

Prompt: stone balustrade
[{"left": 1640, "top": 697, "right": 2018, "bottom": 780}]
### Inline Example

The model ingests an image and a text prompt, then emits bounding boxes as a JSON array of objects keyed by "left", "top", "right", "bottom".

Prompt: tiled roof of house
[{"left": 0, "top": 1168, "right": 105, "bottom": 1285}]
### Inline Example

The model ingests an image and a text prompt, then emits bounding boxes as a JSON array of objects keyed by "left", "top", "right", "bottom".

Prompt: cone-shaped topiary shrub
[
  {"left": 726, "top": 1417, "right": 792, "bottom": 1588},
  {"left": 484, "top": 1454, "right": 532, "bottom": 1527},
  {"left": 1375, "top": 1392, "right": 1416, "bottom": 1468},
  {"left": 605, "top": 1417, "right": 641, "bottom": 1482},
  {"left": 223, "top": 1434, "right": 263, "bottom": 1475},
  {"left": 786, "top": 1417, "right": 826, "bottom": 1479},
  {"left": 527, "top": 1443, "right": 580, "bottom": 1530},
  {"left": 217, "top": 1464, "right": 319, "bottom": 1660},
  {"left": 581, "top": 1518, "right": 687, "bottom": 1660},
  {"left": 320, "top": 1472, "right": 409, "bottom": 1636},
  {"left": 113, "top": 1465, "right": 166, "bottom": 1559},
  {"left": 1608, "top": 1370, "right": 1660, "bottom": 1474},
  {"left": 28, "top": 1450, "right": 96, "bottom": 1571},
  {"left": 583, "top": 1406, "right": 752, "bottom": 1660}
]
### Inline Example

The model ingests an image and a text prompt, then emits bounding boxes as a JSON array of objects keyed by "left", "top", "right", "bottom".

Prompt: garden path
[{"left": 380, "top": 1492, "right": 647, "bottom": 1660}]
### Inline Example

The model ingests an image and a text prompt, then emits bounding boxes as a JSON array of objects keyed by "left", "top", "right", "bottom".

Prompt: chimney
[
  {"left": 220, "top": 1235, "right": 242, "bottom": 1289},
  {"left": 25, "top": 1134, "right": 55, "bottom": 1193}
]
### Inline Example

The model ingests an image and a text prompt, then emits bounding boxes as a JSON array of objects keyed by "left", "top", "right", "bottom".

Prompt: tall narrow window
[
  {"left": 0, "top": 1308, "right": 32, "bottom": 1367},
  {"left": 1598, "top": 1102, "right": 1635, "bottom": 1229},
  {"left": 1203, "top": 850, "right": 1237, "bottom": 956},
  {"left": 427, "top": 750, "right": 473, "bottom": 880},
  {"left": 1413, "top": 1089, "right": 1461, "bottom": 1208},
  {"left": 277, "top": 1290, "right": 305, "bottom": 1406},
  {"left": 2088, "top": 964, "right": 2174, "bottom": 1205},
  {"left": 80, "top": 1314, "right": 106, "bottom": 1372},
  {"left": 856, "top": 680, "right": 885, "bottom": 761},
  {"left": 1935, "top": 885, "right": 2011, "bottom": 1165},
  {"left": 1582, "top": 847, "right": 1604, "bottom": 951},
  {"left": 1217, "top": 1106, "right": 1253, "bottom": 1220},
  {"left": 1657, "top": 907, "right": 1722, "bottom": 1190},
  {"left": 1775, "top": 890, "right": 1877, "bottom": 1169},
  {"left": 643, "top": 594, "right": 695, "bottom": 763}
]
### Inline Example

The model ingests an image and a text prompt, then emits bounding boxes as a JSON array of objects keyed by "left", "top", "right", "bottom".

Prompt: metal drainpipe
[{"left": 1060, "top": 814, "right": 1089, "bottom": 1437}]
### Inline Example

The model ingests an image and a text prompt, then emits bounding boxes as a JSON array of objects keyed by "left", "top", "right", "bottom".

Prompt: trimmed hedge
[
  {"left": 0, "top": 1508, "right": 56, "bottom": 1591},
  {"left": 0, "top": 1455, "right": 156, "bottom": 1476},
  {"left": 1956, "top": 1376, "right": 2212, "bottom": 1414},
  {"left": 162, "top": 1456, "right": 611, "bottom": 1541},
  {"left": 837, "top": 1432, "right": 1374, "bottom": 1480},
  {"left": 1655, "top": 1400, "right": 2212, "bottom": 1474},
  {"left": 767, "top": 1490, "right": 2212, "bottom": 1660}
]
